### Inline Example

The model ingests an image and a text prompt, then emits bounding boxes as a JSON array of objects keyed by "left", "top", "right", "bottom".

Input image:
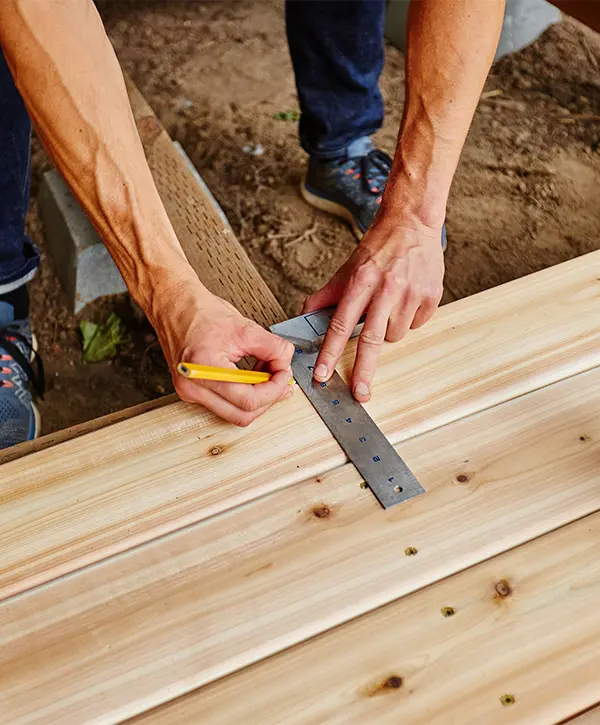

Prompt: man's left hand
[{"left": 302, "top": 216, "right": 444, "bottom": 403}]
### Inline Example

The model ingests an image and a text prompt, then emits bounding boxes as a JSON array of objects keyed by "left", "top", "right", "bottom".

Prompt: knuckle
[
  {"left": 381, "top": 271, "right": 400, "bottom": 296},
  {"left": 402, "top": 284, "right": 417, "bottom": 305},
  {"left": 175, "top": 382, "right": 197, "bottom": 405},
  {"left": 359, "top": 328, "right": 384, "bottom": 349},
  {"left": 386, "top": 320, "right": 407, "bottom": 342},
  {"left": 418, "top": 281, "right": 442, "bottom": 302},
  {"left": 430, "top": 284, "right": 444, "bottom": 302},
  {"left": 327, "top": 315, "right": 353, "bottom": 337},
  {"left": 237, "top": 318, "right": 258, "bottom": 345},
  {"left": 353, "top": 258, "right": 379, "bottom": 286},
  {"left": 238, "top": 392, "right": 259, "bottom": 413},
  {"left": 232, "top": 413, "right": 253, "bottom": 428}
]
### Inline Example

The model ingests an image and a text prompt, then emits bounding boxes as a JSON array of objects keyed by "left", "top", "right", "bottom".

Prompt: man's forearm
[
  {"left": 0, "top": 0, "right": 197, "bottom": 312},
  {"left": 383, "top": 0, "right": 505, "bottom": 227},
  {"left": 0, "top": 0, "right": 296, "bottom": 425}
]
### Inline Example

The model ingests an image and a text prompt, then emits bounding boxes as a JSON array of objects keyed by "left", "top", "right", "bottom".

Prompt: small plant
[
  {"left": 273, "top": 109, "right": 300, "bottom": 122},
  {"left": 80, "top": 313, "right": 129, "bottom": 363}
]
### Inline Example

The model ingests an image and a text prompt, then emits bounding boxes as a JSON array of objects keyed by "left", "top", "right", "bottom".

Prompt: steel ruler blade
[{"left": 270, "top": 308, "right": 425, "bottom": 509}]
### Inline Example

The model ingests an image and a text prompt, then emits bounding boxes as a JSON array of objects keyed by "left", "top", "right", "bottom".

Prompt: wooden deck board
[
  {"left": 3, "top": 367, "right": 600, "bottom": 724},
  {"left": 0, "top": 394, "right": 178, "bottom": 466},
  {"left": 131, "top": 511, "right": 600, "bottom": 725},
  {"left": 2, "top": 251, "right": 600, "bottom": 602},
  {"left": 2, "top": 80, "right": 594, "bottom": 725}
]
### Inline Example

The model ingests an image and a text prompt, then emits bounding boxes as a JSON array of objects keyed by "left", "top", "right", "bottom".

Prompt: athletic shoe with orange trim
[{"left": 0, "top": 300, "right": 44, "bottom": 449}]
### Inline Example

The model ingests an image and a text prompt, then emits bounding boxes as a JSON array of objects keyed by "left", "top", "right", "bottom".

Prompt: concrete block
[
  {"left": 38, "top": 146, "right": 231, "bottom": 315},
  {"left": 38, "top": 169, "right": 127, "bottom": 313},
  {"left": 385, "top": 0, "right": 561, "bottom": 61}
]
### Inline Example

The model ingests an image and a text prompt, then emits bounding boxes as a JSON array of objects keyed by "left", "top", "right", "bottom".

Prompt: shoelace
[
  {"left": 0, "top": 325, "right": 45, "bottom": 398},
  {"left": 345, "top": 149, "right": 393, "bottom": 203}
]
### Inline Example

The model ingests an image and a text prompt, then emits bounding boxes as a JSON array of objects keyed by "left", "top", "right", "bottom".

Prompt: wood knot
[
  {"left": 210, "top": 446, "right": 223, "bottom": 456},
  {"left": 495, "top": 580, "right": 512, "bottom": 598},
  {"left": 500, "top": 694, "right": 516, "bottom": 706},
  {"left": 441, "top": 606, "right": 456, "bottom": 618},
  {"left": 404, "top": 547, "right": 419, "bottom": 557},
  {"left": 384, "top": 676, "right": 403, "bottom": 690},
  {"left": 455, "top": 473, "right": 470, "bottom": 484},
  {"left": 579, "top": 435, "right": 590, "bottom": 442},
  {"left": 312, "top": 505, "right": 331, "bottom": 519},
  {"left": 367, "top": 675, "right": 404, "bottom": 697}
]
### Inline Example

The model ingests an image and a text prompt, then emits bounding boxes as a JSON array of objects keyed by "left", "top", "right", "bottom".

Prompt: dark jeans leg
[
  {"left": 0, "top": 48, "right": 39, "bottom": 294},
  {"left": 285, "top": 0, "right": 386, "bottom": 159}
]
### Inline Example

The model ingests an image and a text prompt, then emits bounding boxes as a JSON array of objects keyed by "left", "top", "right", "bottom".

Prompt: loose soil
[{"left": 27, "top": 1, "right": 600, "bottom": 434}]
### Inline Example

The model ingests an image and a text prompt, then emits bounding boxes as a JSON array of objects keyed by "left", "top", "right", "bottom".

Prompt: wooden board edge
[
  {"left": 0, "top": 394, "right": 177, "bottom": 466},
  {"left": 123, "top": 73, "right": 286, "bottom": 328},
  {"left": 561, "top": 706, "right": 600, "bottom": 724}
]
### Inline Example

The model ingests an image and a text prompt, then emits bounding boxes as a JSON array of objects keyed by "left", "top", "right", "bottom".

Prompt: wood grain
[
  {"left": 132, "top": 511, "right": 600, "bottom": 725},
  {"left": 3, "top": 368, "right": 600, "bottom": 724},
  {"left": 0, "top": 394, "right": 177, "bottom": 466},
  {"left": 2, "top": 73, "right": 595, "bottom": 725},
  {"left": 2, "top": 251, "right": 600, "bottom": 601}
]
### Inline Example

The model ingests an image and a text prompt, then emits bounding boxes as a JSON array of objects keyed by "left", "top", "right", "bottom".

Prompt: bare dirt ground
[{"left": 27, "top": 0, "right": 600, "bottom": 434}]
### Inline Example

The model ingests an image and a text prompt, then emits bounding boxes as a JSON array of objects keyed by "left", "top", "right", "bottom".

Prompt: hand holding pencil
[{"left": 150, "top": 281, "right": 295, "bottom": 428}]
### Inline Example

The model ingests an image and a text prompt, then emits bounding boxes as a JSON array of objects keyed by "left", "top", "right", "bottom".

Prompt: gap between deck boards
[
  {"left": 3, "top": 250, "right": 600, "bottom": 603},
  {"left": 3, "top": 365, "right": 600, "bottom": 724},
  {"left": 129, "top": 509, "right": 600, "bottom": 725}
]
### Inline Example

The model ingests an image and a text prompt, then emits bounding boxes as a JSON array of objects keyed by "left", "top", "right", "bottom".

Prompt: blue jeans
[
  {"left": 286, "top": 0, "right": 386, "bottom": 159},
  {"left": 0, "top": 50, "right": 40, "bottom": 295}
]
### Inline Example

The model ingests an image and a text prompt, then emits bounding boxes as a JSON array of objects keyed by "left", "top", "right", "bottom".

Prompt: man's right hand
[{"left": 147, "top": 275, "right": 295, "bottom": 427}]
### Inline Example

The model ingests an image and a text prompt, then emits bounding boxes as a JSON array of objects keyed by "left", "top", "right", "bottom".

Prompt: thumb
[{"left": 239, "top": 322, "right": 294, "bottom": 371}]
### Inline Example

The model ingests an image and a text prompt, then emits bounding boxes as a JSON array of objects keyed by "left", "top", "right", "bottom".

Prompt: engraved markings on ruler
[
  {"left": 272, "top": 307, "right": 425, "bottom": 509},
  {"left": 290, "top": 344, "right": 424, "bottom": 509}
]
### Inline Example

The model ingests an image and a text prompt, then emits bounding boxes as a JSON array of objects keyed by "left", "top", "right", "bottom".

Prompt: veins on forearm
[{"left": 92, "top": 144, "right": 149, "bottom": 285}]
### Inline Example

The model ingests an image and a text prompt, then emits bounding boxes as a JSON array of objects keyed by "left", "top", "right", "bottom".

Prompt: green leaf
[
  {"left": 80, "top": 320, "right": 99, "bottom": 351},
  {"left": 273, "top": 109, "right": 300, "bottom": 122},
  {"left": 80, "top": 313, "right": 129, "bottom": 363}
]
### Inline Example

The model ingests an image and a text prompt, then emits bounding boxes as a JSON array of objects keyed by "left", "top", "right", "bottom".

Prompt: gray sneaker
[
  {"left": 0, "top": 301, "right": 44, "bottom": 449},
  {"left": 301, "top": 137, "right": 447, "bottom": 249}
]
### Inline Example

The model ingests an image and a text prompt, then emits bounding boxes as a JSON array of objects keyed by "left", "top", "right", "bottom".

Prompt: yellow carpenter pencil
[{"left": 177, "top": 362, "right": 294, "bottom": 386}]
